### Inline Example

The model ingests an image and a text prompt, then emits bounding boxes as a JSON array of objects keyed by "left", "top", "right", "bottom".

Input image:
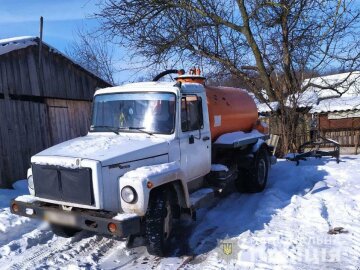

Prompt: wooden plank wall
[
  {"left": 0, "top": 43, "right": 110, "bottom": 187},
  {"left": 319, "top": 114, "right": 360, "bottom": 130},
  {"left": 46, "top": 99, "right": 91, "bottom": 144},
  {"left": 274, "top": 129, "right": 360, "bottom": 149},
  {"left": 0, "top": 99, "right": 51, "bottom": 187},
  {"left": 0, "top": 45, "right": 109, "bottom": 100},
  {"left": 264, "top": 113, "right": 360, "bottom": 151},
  {"left": 321, "top": 129, "right": 360, "bottom": 147},
  {"left": 0, "top": 98, "right": 92, "bottom": 187}
]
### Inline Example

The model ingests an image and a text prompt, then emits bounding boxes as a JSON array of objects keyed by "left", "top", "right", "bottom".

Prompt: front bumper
[{"left": 10, "top": 199, "right": 141, "bottom": 238}]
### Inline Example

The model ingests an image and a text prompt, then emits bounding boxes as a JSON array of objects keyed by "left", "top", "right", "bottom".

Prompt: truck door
[{"left": 179, "top": 94, "right": 211, "bottom": 182}]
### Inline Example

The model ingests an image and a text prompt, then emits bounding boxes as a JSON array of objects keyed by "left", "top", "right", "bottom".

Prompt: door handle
[{"left": 202, "top": 136, "right": 210, "bottom": 141}]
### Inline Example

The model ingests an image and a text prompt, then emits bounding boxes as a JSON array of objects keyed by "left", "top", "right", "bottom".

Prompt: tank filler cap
[{"left": 175, "top": 67, "right": 206, "bottom": 85}]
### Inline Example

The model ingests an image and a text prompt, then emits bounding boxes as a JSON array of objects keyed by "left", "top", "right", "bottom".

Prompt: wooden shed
[
  {"left": 311, "top": 96, "right": 360, "bottom": 147},
  {"left": 0, "top": 36, "right": 111, "bottom": 187}
]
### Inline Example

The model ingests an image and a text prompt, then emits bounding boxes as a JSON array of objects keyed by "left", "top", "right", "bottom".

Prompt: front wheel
[
  {"left": 236, "top": 145, "right": 269, "bottom": 193},
  {"left": 145, "top": 189, "right": 174, "bottom": 257}
]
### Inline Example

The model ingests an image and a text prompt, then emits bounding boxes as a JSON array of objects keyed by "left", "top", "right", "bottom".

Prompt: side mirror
[{"left": 189, "top": 135, "right": 195, "bottom": 144}]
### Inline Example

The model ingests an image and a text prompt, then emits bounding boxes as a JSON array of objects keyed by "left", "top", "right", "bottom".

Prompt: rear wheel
[
  {"left": 50, "top": 223, "right": 81, "bottom": 238},
  {"left": 145, "top": 188, "right": 174, "bottom": 256},
  {"left": 236, "top": 145, "right": 269, "bottom": 193}
]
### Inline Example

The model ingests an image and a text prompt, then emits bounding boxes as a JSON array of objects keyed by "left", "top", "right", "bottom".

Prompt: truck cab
[{"left": 11, "top": 70, "right": 274, "bottom": 256}]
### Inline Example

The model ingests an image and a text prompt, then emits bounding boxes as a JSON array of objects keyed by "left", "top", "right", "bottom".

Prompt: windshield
[{"left": 91, "top": 92, "right": 176, "bottom": 134}]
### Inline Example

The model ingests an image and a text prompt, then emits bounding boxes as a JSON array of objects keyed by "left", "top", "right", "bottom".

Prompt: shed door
[{"left": 48, "top": 106, "right": 72, "bottom": 145}]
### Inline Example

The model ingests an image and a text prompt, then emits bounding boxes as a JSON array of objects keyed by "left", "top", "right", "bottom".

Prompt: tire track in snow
[
  {"left": 0, "top": 224, "right": 52, "bottom": 260},
  {"left": 0, "top": 211, "right": 40, "bottom": 248},
  {"left": 2, "top": 224, "right": 194, "bottom": 270},
  {"left": 4, "top": 231, "right": 114, "bottom": 270},
  {"left": 4, "top": 233, "right": 70, "bottom": 270},
  {"left": 0, "top": 220, "right": 40, "bottom": 249},
  {"left": 8, "top": 245, "right": 62, "bottom": 270},
  {"left": 114, "top": 252, "right": 193, "bottom": 270},
  {"left": 53, "top": 236, "right": 119, "bottom": 268},
  {"left": 97, "top": 217, "right": 198, "bottom": 269},
  {"left": 98, "top": 230, "right": 195, "bottom": 269},
  {"left": 109, "top": 204, "right": 216, "bottom": 269}
]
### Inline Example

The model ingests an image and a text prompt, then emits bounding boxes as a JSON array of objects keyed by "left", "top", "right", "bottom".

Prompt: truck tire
[
  {"left": 50, "top": 223, "right": 81, "bottom": 238},
  {"left": 236, "top": 145, "right": 269, "bottom": 193},
  {"left": 145, "top": 188, "right": 173, "bottom": 257}
]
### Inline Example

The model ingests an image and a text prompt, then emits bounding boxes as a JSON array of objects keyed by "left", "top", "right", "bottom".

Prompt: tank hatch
[{"left": 175, "top": 67, "right": 205, "bottom": 84}]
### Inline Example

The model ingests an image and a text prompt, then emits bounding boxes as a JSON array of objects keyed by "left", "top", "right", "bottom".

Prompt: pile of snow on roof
[
  {"left": 0, "top": 36, "right": 37, "bottom": 56},
  {"left": 310, "top": 96, "right": 360, "bottom": 113}
]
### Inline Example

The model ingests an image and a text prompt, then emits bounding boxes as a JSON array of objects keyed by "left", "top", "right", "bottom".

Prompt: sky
[
  {"left": 0, "top": 0, "right": 99, "bottom": 50},
  {"left": 0, "top": 0, "right": 132, "bottom": 83},
  {"left": 3, "top": 1, "right": 359, "bottom": 85}
]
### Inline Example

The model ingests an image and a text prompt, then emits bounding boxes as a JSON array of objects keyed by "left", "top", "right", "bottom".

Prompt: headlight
[
  {"left": 28, "top": 175, "right": 35, "bottom": 195},
  {"left": 121, "top": 186, "right": 137, "bottom": 204}
]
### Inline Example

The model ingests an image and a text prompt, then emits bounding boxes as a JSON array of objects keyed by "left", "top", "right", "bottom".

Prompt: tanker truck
[{"left": 10, "top": 69, "right": 276, "bottom": 256}]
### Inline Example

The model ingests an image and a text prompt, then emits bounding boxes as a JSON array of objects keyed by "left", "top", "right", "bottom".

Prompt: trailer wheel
[
  {"left": 145, "top": 188, "right": 174, "bottom": 256},
  {"left": 50, "top": 223, "right": 81, "bottom": 238},
  {"left": 236, "top": 145, "right": 269, "bottom": 193}
]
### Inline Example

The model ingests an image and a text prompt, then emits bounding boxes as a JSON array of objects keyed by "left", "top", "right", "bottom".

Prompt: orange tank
[
  {"left": 205, "top": 86, "right": 259, "bottom": 141},
  {"left": 176, "top": 70, "right": 263, "bottom": 141}
]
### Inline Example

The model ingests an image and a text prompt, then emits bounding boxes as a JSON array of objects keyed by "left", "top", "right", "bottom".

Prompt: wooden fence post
[{"left": 355, "top": 131, "right": 360, "bottom": 155}]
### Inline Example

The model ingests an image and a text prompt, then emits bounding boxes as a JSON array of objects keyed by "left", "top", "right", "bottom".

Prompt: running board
[{"left": 189, "top": 187, "right": 225, "bottom": 209}]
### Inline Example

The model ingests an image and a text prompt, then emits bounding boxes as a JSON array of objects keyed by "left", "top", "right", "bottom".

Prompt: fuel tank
[{"left": 205, "top": 86, "right": 259, "bottom": 141}]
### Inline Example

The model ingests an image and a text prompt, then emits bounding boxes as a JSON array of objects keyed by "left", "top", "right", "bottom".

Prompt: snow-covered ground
[{"left": 1, "top": 155, "right": 360, "bottom": 269}]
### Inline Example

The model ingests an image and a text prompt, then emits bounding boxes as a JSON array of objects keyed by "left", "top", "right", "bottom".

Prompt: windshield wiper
[
  {"left": 90, "top": 125, "right": 119, "bottom": 135},
  {"left": 120, "top": 126, "right": 154, "bottom": 136}
]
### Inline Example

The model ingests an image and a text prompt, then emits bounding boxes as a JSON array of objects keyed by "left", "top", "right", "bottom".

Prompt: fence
[
  {"left": 273, "top": 129, "right": 360, "bottom": 155},
  {"left": 320, "top": 129, "right": 360, "bottom": 147}
]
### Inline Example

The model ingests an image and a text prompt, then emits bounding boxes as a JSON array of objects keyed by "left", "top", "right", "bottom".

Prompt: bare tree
[
  {"left": 67, "top": 29, "right": 117, "bottom": 85},
  {"left": 95, "top": 0, "right": 360, "bottom": 153}
]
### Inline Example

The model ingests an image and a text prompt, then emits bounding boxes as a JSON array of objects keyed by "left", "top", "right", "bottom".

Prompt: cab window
[{"left": 181, "top": 95, "right": 203, "bottom": 132}]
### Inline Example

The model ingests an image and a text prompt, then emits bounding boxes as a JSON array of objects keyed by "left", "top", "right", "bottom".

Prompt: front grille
[{"left": 32, "top": 164, "right": 94, "bottom": 206}]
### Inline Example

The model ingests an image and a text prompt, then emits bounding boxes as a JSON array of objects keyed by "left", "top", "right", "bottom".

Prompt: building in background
[
  {"left": 0, "top": 36, "right": 111, "bottom": 187},
  {"left": 256, "top": 72, "right": 360, "bottom": 152},
  {"left": 307, "top": 73, "right": 360, "bottom": 147}
]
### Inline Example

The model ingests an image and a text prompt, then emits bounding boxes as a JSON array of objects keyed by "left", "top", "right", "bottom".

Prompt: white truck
[{"left": 11, "top": 69, "right": 276, "bottom": 256}]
